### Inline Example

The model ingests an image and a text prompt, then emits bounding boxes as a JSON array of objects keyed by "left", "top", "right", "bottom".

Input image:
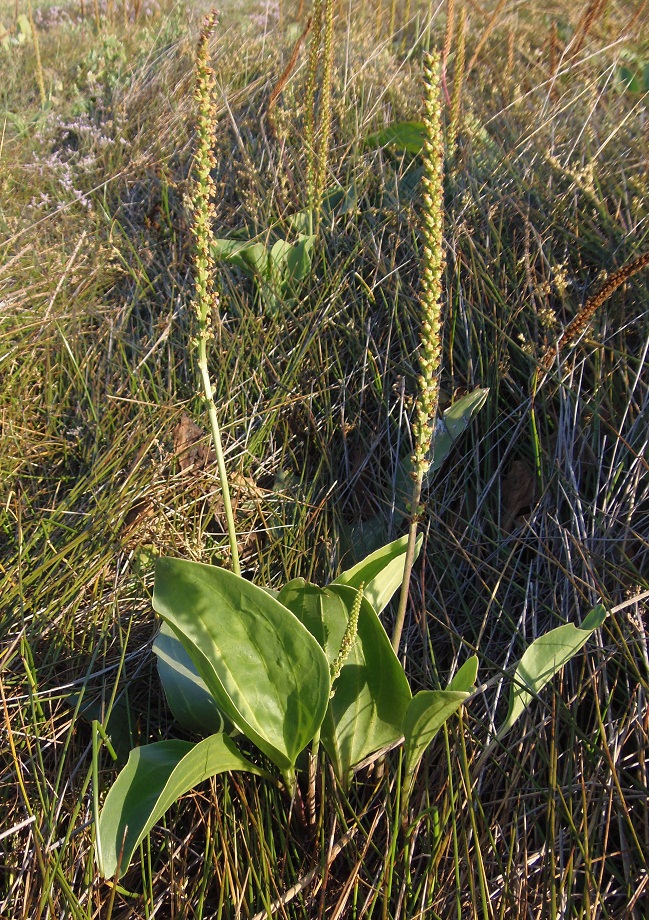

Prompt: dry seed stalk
[
  {"left": 540, "top": 251, "right": 649, "bottom": 373},
  {"left": 313, "top": 0, "right": 335, "bottom": 222},
  {"left": 614, "top": 0, "right": 647, "bottom": 42},
  {"left": 305, "top": 0, "right": 323, "bottom": 211},
  {"left": 505, "top": 22, "right": 515, "bottom": 83},
  {"left": 569, "top": 0, "right": 607, "bottom": 59},
  {"left": 391, "top": 51, "right": 445, "bottom": 655},
  {"left": 26, "top": 0, "right": 46, "bottom": 108},
  {"left": 267, "top": 15, "right": 313, "bottom": 138},
  {"left": 447, "top": 7, "right": 467, "bottom": 158},
  {"left": 548, "top": 20, "right": 559, "bottom": 80},
  {"left": 441, "top": 0, "right": 456, "bottom": 104},
  {"left": 375, "top": 0, "right": 383, "bottom": 41},
  {"left": 467, "top": 0, "right": 507, "bottom": 75},
  {"left": 389, "top": 0, "right": 398, "bottom": 36}
]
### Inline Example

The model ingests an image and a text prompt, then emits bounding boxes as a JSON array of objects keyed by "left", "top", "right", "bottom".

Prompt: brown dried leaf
[
  {"left": 173, "top": 412, "right": 216, "bottom": 473},
  {"left": 501, "top": 460, "right": 537, "bottom": 533}
]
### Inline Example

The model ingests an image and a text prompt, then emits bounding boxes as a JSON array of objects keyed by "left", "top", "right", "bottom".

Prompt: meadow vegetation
[{"left": 1, "top": 0, "right": 648, "bottom": 917}]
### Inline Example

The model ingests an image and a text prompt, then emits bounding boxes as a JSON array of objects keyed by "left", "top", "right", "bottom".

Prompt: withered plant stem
[
  {"left": 441, "top": 0, "right": 455, "bottom": 104},
  {"left": 539, "top": 250, "right": 649, "bottom": 374},
  {"left": 467, "top": 0, "right": 507, "bottom": 74},
  {"left": 313, "top": 0, "right": 335, "bottom": 226},
  {"left": 447, "top": 6, "right": 467, "bottom": 159},
  {"left": 569, "top": 0, "right": 607, "bottom": 59},
  {"left": 267, "top": 15, "right": 313, "bottom": 137},
  {"left": 26, "top": 0, "right": 46, "bottom": 108}
]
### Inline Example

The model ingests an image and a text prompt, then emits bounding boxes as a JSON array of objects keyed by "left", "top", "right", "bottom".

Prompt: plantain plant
[{"left": 93, "top": 20, "right": 609, "bottom": 884}]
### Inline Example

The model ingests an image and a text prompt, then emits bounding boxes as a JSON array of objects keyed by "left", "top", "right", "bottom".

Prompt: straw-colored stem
[
  {"left": 389, "top": 0, "right": 397, "bottom": 37},
  {"left": 313, "top": 0, "right": 335, "bottom": 225},
  {"left": 467, "top": 0, "right": 506, "bottom": 74},
  {"left": 26, "top": 0, "right": 46, "bottom": 108},
  {"left": 447, "top": 6, "right": 466, "bottom": 159}
]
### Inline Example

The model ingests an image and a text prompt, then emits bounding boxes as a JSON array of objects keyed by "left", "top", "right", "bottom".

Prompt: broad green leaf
[
  {"left": 321, "top": 183, "right": 358, "bottom": 216},
  {"left": 395, "top": 388, "right": 489, "bottom": 502},
  {"left": 322, "top": 585, "right": 411, "bottom": 788},
  {"left": 97, "top": 734, "right": 266, "bottom": 879},
  {"left": 401, "top": 658, "right": 478, "bottom": 819},
  {"left": 403, "top": 689, "right": 472, "bottom": 780},
  {"left": 153, "top": 557, "right": 331, "bottom": 772},
  {"left": 277, "top": 579, "right": 349, "bottom": 667},
  {"left": 211, "top": 239, "right": 268, "bottom": 276},
  {"left": 617, "top": 65, "right": 640, "bottom": 93},
  {"left": 497, "top": 605, "right": 607, "bottom": 740},
  {"left": 364, "top": 121, "right": 426, "bottom": 155},
  {"left": 447, "top": 655, "right": 479, "bottom": 693},
  {"left": 286, "top": 208, "right": 313, "bottom": 236},
  {"left": 284, "top": 234, "right": 315, "bottom": 283},
  {"left": 260, "top": 585, "right": 279, "bottom": 598},
  {"left": 333, "top": 533, "right": 423, "bottom": 615},
  {"left": 279, "top": 580, "right": 411, "bottom": 786},
  {"left": 286, "top": 186, "right": 356, "bottom": 235},
  {"left": 343, "top": 516, "right": 391, "bottom": 562},
  {"left": 16, "top": 14, "right": 32, "bottom": 40},
  {"left": 429, "top": 388, "right": 490, "bottom": 474},
  {"left": 270, "top": 238, "right": 293, "bottom": 272},
  {"left": 152, "top": 622, "right": 228, "bottom": 736}
]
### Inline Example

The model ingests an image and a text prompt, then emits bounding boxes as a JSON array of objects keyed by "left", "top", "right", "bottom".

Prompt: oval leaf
[
  {"left": 333, "top": 533, "right": 423, "bottom": 615},
  {"left": 447, "top": 655, "right": 479, "bottom": 693},
  {"left": 364, "top": 120, "right": 426, "bottom": 155},
  {"left": 314, "top": 584, "right": 411, "bottom": 788},
  {"left": 404, "top": 689, "right": 471, "bottom": 780},
  {"left": 153, "top": 558, "right": 330, "bottom": 772},
  {"left": 152, "top": 622, "right": 228, "bottom": 736},
  {"left": 497, "top": 605, "right": 607, "bottom": 740},
  {"left": 277, "top": 579, "right": 348, "bottom": 667},
  {"left": 98, "top": 734, "right": 266, "bottom": 880}
]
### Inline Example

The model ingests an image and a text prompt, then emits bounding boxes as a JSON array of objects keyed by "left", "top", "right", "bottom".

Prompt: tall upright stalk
[
  {"left": 391, "top": 51, "right": 445, "bottom": 654},
  {"left": 313, "top": 0, "right": 335, "bottom": 224},
  {"left": 26, "top": 0, "right": 46, "bottom": 108},
  {"left": 447, "top": 6, "right": 467, "bottom": 159},
  {"left": 305, "top": 0, "right": 323, "bottom": 215},
  {"left": 191, "top": 12, "right": 240, "bottom": 576}
]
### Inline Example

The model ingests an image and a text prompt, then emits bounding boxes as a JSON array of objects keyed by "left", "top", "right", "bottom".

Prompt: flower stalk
[
  {"left": 391, "top": 51, "right": 445, "bottom": 655},
  {"left": 192, "top": 11, "right": 240, "bottom": 576}
]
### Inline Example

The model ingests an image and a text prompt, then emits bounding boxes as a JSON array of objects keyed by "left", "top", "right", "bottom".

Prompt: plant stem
[
  {"left": 26, "top": 0, "right": 47, "bottom": 108},
  {"left": 191, "top": 12, "right": 241, "bottom": 575},
  {"left": 391, "top": 477, "right": 422, "bottom": 654},
  {"left": 196, "top": 343, "right": 241, "bottom": 575},
  {"left": 390, "top": 51, "right": 445, "bottom": 656}
]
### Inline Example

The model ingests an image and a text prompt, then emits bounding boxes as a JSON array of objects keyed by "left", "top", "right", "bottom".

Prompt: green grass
[{"left": 1, "top": 0, "right": 648, "bottom": 917}]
